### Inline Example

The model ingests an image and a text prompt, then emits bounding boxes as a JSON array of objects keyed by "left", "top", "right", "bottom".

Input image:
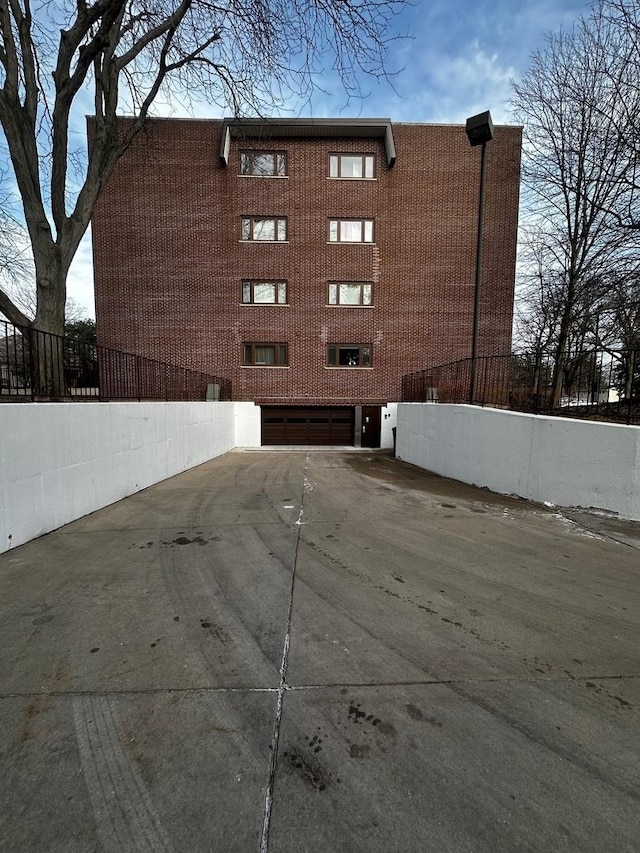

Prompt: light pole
[{"left": 465, "top": 110, "right": 494, "bottom": 404}]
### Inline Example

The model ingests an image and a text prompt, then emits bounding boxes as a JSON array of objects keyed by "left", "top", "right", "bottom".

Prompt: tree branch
[
  {"left": 115, "top": 1, "right": 190, "bottom": 69},
  {"left": 0, "top": 0, "right": 20, "bottom": 95},
  {"left": 0, "top": 286, "right": 32, "bottom": 326}
]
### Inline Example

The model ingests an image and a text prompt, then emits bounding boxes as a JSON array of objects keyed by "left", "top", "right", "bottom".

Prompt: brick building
[{"left": 91, "top": 117, "right": 521, "bottom": 446}]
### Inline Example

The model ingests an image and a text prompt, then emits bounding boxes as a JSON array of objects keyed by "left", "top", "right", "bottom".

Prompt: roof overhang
[{"left": 220, "top": 118, "right": 396, "bottom": 168}]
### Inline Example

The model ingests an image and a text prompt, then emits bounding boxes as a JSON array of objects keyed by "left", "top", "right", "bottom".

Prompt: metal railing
[
  {"left": 0, "top": 321, "right": 231, "bottom": 402},
  {"left": 402, "top": 349, "right": 639, "bottom": 425}
]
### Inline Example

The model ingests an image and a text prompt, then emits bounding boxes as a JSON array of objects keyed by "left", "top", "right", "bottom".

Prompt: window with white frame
[
  {"left": 328, "top": 282, "right": 373, "bottom": 306},
  {"left": 329, "top": 153, "right": 375, "bottom": 179},
  {"left": 241, "top": 217, "right": 287, "bottom": 241},
  {"left": 327, "top": 344, "right": 372, "bottom": 367},
  {"left": 242, "top": 281, "right": 287, "bottom": 304},
  {"left": 243, "top": 343, "right": 288, "bottom": 366},
  {"left": 328, "top": 219, "right": 374, "bottom": 243},
  {"left": 240, "top": 151, "right": 287, "bottom": 176}
]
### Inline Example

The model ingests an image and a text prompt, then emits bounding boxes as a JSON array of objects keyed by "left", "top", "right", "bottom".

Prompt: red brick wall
[{"left": 91, "top": 118, "right": 521, "bottom": 404}]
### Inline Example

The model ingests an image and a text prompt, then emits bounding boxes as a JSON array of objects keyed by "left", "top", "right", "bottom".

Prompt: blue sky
[
  {"left": 149, "top": 0, "right": 592, "bottom": 125},
  {"left": 7, "top": 0, "right": 594, "bottom": 316},
  {"left": 297, "top": 0, "right": 592, "bottom": 124}
]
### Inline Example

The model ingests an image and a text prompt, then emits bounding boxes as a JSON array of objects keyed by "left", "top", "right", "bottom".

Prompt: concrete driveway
[{"left": 0, "top": 450, "right": 638, "bottom": 852}]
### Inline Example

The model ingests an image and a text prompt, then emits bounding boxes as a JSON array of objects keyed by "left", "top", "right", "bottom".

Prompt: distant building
[
  {"left": 0, "top": 327, "right": 26, "bottom": 394},
  {"left": 90, "top": 117, "right": 521, "bottom": 445}
]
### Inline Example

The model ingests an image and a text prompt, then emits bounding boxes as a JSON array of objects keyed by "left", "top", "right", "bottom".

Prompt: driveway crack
[{"left": 260, "top": 453, "right": 310, "bottom": 853}]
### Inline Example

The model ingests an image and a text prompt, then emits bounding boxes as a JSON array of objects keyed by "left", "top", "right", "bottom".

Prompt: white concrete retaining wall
[
  {"left": 381, "top": 403, "right": 398, "bottom": 449},
  {"left": 396, "top": 403, "right": 640, "bottom": 520},
  {"left": 0, "top": 401, "right": 261, "bottom": 553}
]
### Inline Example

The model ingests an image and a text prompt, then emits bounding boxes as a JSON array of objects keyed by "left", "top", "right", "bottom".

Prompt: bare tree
[
  {"left": 1, "top": 164, "right": 95, "bottom": 325},
  {"left": 0, "top": 0, "right": 404, "bottom": 356},
  {"left": 602, "top": 274, "right": 640, "bottom": 350},
  {"left": 596, "top": 268, "right": 640, "bottom": 397},
  {"left": 594, "top": 0, "right": 640, "bottom": 229},
  {"left": 514, "top": 231, "right": 567, "bottom": 354},
  {"left": 512, "top": 4, "right": 640, "bottom": 405},
  {"left": 0, "top": 166, "right": 32, "bottom": 323}
]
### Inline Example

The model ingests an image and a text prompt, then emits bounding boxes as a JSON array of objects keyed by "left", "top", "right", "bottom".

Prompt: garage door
[{"left": 261, "top": 407, "right": 354, "bottom": 446}]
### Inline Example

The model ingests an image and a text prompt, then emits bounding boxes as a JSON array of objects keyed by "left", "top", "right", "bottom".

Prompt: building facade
[{"left": 91, "top": 117, "right": 521, "bottom": 445}]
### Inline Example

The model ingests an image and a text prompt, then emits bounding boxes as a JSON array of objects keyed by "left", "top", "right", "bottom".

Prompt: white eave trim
[{"left": 220, "top": 118, "right": 397, "bottom": 168}]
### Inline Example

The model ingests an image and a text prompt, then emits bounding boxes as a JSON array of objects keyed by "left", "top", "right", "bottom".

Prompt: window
[
  {"left": 243, "top": 343, "right": 288, "bottom": 366},
  {"left": 241, "top": 151, "right": 287, "bottom": 176},
  {"left": 329, "top": 154, "right": 375, "bottom": 179},
  {"left": 241, "top": 217, "right": 287, "bottom": 241},
  {"left": 328, "top": 282, "right": 372, "bottom": 306},
  {"left": 242, "top": 281, "right": 287, "bottom": 304},
  {"left": 327, "top": 344, "right": 372, "bottom": 367},
  {"left": 328, "top": 219, "right": 374, "bottom": 243}
]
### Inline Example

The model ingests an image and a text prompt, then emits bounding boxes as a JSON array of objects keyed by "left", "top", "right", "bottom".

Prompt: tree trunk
[
  {"left": 550, "top": 328, "right": 569, "bottom": 408},
  {"left": 550, "top": 274, "right": 577, "bottom": 408},
  {"left": 624, "top": 352, "right": 634, "bottom": 400},
  {"left": 33, "top": 242, "right": 66, "bottom": 336},
  {"left": 30, "top": 242, "right": 69, "bottom": 398}
]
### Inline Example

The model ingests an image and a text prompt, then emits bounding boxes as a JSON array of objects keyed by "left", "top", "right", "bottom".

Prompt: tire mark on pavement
[
  {"left": 73, "top": 695, "right": 173, "bottom": 853},
  {"left": 158, "top": 529, "right": 292, "bottom": 683},
  {"left": 444, "top": 681, "right": 640, "bottom": 802}
]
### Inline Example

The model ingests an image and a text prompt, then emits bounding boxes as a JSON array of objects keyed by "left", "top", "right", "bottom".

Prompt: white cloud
[
  {"left": 374, "top": 41, "right": 516, "bottom": 125},
  {"left": 427, "top": 43, "right": 517, "bottom": 123}
]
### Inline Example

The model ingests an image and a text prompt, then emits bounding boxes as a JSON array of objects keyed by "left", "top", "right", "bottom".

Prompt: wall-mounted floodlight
[{"left": 465, "top": 111, "right": 494, "bottom": 147}]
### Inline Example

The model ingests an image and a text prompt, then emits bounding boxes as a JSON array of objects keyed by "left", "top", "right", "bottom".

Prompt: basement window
[
  {"left": 327, "top": 344, "right": 372, "bottom": 367},
  {"left": 243, "top": 343, "right": 288, "bottom": 366}
]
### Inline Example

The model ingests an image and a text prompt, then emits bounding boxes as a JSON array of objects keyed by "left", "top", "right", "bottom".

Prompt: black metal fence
[
  {"left": 0, "top": 321, "right": 231, "bottom": 402},
  {"left": 402, "top": 349, "right": 640, "bottom": 425}
]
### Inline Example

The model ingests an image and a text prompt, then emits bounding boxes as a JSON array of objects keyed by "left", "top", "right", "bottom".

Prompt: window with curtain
[
  {"left": 328, "top": 282, "right": 373, "bottom": 306},
  {"left": 328, "top": 154, "right": 375, "bottom": 179},
  {"left": 328, "top": 219, "right": 374, "bottom": 243}
]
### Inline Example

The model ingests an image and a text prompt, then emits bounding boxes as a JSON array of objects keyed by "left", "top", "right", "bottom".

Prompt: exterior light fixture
[
  {"left": 465, "top": 111, "right": 494, "bottom": 147},
  {"left": 465, "top": 110, "right": 494, "bottom": 404}
]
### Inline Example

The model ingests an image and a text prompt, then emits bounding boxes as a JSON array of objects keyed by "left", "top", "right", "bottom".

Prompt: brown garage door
[{"left": 261, "top": 407, "right": 354, "bottom": 446}]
